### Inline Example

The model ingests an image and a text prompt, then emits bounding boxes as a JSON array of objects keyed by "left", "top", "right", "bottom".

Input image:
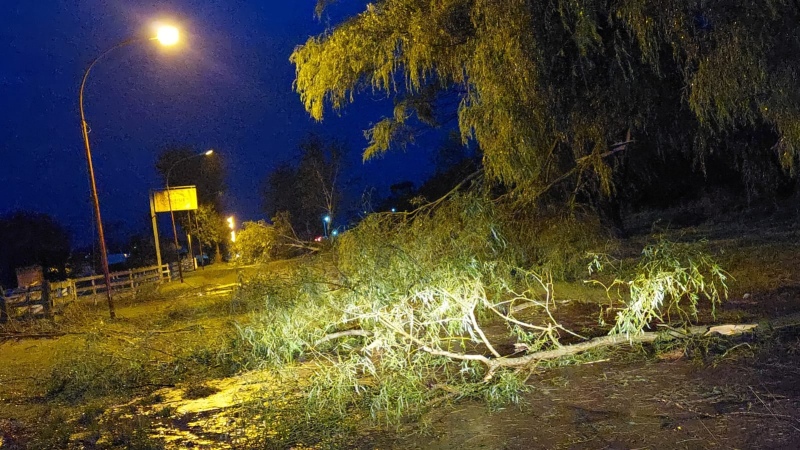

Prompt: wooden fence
[
  {"left": 0, "top": 264, "right": 170, "bottom": 323},
  {"left": 0, "top": 281, "right": 58, "bottom": 323},
  {"left": 70, "top": 264, "right": 170, "bottom": 298}
]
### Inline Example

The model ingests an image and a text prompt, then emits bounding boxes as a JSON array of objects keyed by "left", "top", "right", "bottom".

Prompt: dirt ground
[
  {"left": 399, "top": 338, "right": 800, "bottom": 449},
  {"left": 1, "top": 223, "right": 800, "bottom": 449}
]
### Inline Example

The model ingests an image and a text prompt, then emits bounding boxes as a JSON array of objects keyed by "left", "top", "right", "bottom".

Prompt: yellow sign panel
[{"left": 153, "top": 186, "right": 198, "bottom": 212}]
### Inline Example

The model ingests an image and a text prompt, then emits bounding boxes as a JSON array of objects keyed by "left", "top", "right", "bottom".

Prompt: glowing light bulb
[{"left": 156, "top": 26, "right": 179, "bottom": 46}]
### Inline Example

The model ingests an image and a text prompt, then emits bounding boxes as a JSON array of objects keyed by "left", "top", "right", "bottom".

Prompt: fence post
[
  {"left": 0, "top": 293, "right": 8, "bottom": 324},
  {"left": 42, "top": 280, "right": 52, "bottom": 317}
]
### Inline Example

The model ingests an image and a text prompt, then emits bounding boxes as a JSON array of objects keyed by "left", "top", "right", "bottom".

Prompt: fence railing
[
  {"left": 0, "top": 264, "right": 170, "bottom": 323},
  {"left": 71, "top": 264, "right": 170, "bottom": 298},
  {"left": 168, "top": 259, "right": 198, "bottom": 280},
  {"left": 0, "top": 282, "right": 58, "bottom": 323}
]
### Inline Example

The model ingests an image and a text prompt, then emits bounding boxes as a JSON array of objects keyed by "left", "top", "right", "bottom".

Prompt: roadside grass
[{"left": 0, "top": 262, "right": 267, "bottom": 448}]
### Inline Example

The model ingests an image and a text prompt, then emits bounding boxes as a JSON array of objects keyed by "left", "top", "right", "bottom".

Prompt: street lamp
[
  {"left": 322, "top": 214, "right": 331, "bottom": 238},
  {"left": 156, "top": 26, "right": 180, "bottom": 46},
  {"left": 227, "top": 216, "right": 236, "bottom": 243},
  {"left": 80, "top": 24, "right": 181, "bottom": 319},
  {"left": 166, "top": 149, "right": 214, "bottom": 283}
]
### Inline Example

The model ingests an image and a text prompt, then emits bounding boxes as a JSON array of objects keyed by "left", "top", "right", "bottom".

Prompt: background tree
[
  {"left": 193, "top": 204, "right": 229, "bottom": 263},
  {"left": 262, "top": 134, "right": 344, "bottom": 239},
  {"left": 378, "top": 132, "right": 479, "bottom": 211},
  {"left": 292, "top": 0, "right": 800, "bottom": 208},
  {"left": 0, "top": 211, "right": 71, "bottom": 287},
  {"left": 231, "top": 221, "right": 278, "bottom": 264},
  {"left": 155, "top": 145, "right": 227, "bottom": 261},
  {"left": 297, "top": 135, "right": 343, "bottom": 225},
  {"left": 125, "top": 232, "right": 157, "bottom": 268}
]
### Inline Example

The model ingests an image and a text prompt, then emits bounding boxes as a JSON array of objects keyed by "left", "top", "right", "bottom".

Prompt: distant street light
[
  {"left": 166, "top": 149, "right": 214, "bottom": 283},
  {"left": 227, "top": 216, "right": 236, "bottom": 243},
  {"left": 80, "top": 24, "right": 181, "bottom": 319},
  {"left": 322, "top": 214, "right": 331, "bottom": 238}
]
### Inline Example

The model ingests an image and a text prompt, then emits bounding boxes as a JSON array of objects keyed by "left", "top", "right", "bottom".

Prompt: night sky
[{"left": 1, "top": 1, "right": 439, "bottom": 246}]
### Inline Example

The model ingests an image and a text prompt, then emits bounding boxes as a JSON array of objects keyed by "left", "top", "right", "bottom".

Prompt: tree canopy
[
  {"left": 292, "top": 0, "right": 800, "bottom": 199},
  {"left": 0, "top": 211, "right": 71, "bottom": 287},
  {"left": 261, "top": 134, "right": 343, "bottom": 239}
]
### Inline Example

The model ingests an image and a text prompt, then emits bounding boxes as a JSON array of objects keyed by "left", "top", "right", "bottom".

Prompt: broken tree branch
[{"left": 314, "top": 329, "right": 373, "bottom": 347}]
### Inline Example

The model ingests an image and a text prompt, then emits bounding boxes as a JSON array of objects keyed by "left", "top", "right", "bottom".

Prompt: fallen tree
[{"left": 236, "top": 192, "right": 729, "bottom": 423}]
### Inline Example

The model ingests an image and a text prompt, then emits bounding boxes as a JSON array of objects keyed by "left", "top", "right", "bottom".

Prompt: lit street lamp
[
  {"left": 227, "top": 216, "right": 236, "bottom": 243},
  {"left": 79, "top": 24, "right": 181, "bottom": 319},
  {"left": 166, "top": 149, "right": 214, "bottom": 283},
  {"left": 322, "top": 214, "right": 331, "bottom": 238}
]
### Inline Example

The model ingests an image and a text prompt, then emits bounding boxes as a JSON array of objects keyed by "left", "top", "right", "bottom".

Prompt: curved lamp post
[
  {"left": 165, "top": 150, "right": 214, "bottom": 283},
  {"left": 80, "top": 25, "right": 180, "bottom": 319}
]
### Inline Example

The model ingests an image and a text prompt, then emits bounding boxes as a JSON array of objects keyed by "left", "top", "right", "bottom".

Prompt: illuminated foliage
[
  {"left": 239, "top": 192, "right": 612, "bottom": 422},
  {"left": 588, "top": 239, "right": 729, "bottom": 337},
  {"left": 193, "top": 205, "right": 229, "bottom": 262},
  {"left": 238, "top": 181, "right": 733, "bottom": 427},
  {"left": 232, "top": 221, "right": 278, "bottom": 264},
  {"left": 293, "top": 0, "right": 800, "bottom": 196}
]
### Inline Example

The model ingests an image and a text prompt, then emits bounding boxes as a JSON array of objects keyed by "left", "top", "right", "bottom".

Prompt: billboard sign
[{"left": 153, "top": 186, "right": 198, "bottom": 212}]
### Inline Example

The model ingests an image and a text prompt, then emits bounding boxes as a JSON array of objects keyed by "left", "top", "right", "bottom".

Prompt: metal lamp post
[
  {"left": 80, "top": 25, "right": 180, "bottom": 319},
  {"left": 165, "top": 149, "right": 214, "bottom": 283},
  {"left": 322, "top": 214, "right": 331, "bottom": 238}
]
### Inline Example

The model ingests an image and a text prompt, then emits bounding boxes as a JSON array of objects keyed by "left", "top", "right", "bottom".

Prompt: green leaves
[
  {"left": 232, "top": 221, "right": 278, "bottom": 264},
  {"left": 293, "top": 0, "right": 800, "bottom": 200},
  {"left": 592, "top": 238, "right": 730, "bottom": 337}
]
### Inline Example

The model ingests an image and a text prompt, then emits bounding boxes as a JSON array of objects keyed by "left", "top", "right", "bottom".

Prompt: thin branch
[
  {"left": 378, "top": 316, "right": 490, "bottom": 364},
  {"left": 486, "top": 304, "right": 551, "bottom": 331},
  {"left": 313, "top": 329, "right": 373, "bottom": 347},
  {"left": 470, "top": 309, "right": 501, "bottom": 358},
  {"left": 535, "top": 143, "right": 633, "bottom": 198}
]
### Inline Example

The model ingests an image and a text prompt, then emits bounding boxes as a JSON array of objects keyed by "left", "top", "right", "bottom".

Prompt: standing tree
[
  {"left": 193, "top": 204, "right": 229, "bottom": 263},
  {"left": 291, "top": 0, "right": 800, "bottom": 204},
  {"left": 261, "top": 164, "right": 301, "bottom": 228},
  {"left": 262, "top": 134, "right": 344, "bottom": 239},
  {"left": 297, "top": 135, "right": 343, "bottom": 226},
  {"left": 0, "top": 211, "right": 71, "bottom": 287}
]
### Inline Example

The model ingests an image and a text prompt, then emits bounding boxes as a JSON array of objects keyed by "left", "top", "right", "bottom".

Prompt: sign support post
[
  {"left": 149, "top": 191, "right": 163, "bottom": 274},
  {"left": 151, "top": 186, "right": 199, "bottom": 283}
]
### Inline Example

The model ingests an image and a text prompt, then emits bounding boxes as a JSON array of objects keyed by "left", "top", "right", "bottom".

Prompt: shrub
[{"left": 232, "top": 221, "right": 278, "bottom": 264}]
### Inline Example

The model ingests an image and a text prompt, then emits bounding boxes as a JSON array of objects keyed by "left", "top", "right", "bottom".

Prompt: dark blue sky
[{"left": 1, "top": 1, "right": 439, "bottom": 246}]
